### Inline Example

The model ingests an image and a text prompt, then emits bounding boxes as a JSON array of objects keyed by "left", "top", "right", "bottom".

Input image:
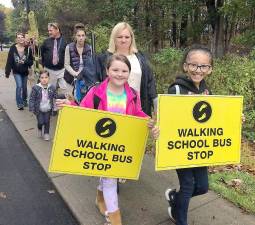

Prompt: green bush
[
  {"left": 249, "top": 48, "right": 255, "bottom": 59},
  {"left": 152, "top": 48, "right": 183, "bottom": 94},
  {"left": 91, "top": 25, "right": 112, "bottom": 53},
  {"left": 232, "top": 30, "right": 255, "bottom": 47},
  {"left": 207, "top": 55, "right": 255, "bottom": 140}
]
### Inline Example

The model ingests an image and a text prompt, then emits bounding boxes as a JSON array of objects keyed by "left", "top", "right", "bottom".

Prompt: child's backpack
[
  {"left": 73, "top": 78, "right": 86, "bottom": 103},
  {"left": 73, "top": 81, "right": 100, "bottom": 104}
]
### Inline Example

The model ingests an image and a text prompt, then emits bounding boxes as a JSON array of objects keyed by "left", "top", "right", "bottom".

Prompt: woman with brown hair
[
  {"left": 5, "top": 32, "right": 33, "bottom": 110},
  {"left": 64, "top": 23, "right": 96, "bottom": 102}
]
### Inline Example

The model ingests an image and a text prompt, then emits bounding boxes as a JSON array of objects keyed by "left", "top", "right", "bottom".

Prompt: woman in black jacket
[
  {"left": 97, "top": 22, "right": 157, "bottom": 116},
  {"left": 5, "top": 32, "right": 33, "bottom": 110}
]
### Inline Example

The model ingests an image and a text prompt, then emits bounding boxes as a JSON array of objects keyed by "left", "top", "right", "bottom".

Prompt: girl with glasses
[{"left": 165, "top": 45, "right": 213, "bottom": 225}]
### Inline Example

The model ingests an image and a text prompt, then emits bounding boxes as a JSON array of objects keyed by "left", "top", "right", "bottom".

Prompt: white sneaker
[
  {"left": 43, "top": 133, "right": 50, "bottom": 141},
  {"left": 165, "top": 188, "right": 176, "bottom": 206},
  {"left": 118, "top": 178, "right": 126, "bottom": 184}
]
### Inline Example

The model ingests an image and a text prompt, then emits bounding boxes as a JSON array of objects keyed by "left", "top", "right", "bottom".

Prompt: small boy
[{"left": 29, "top": 70, "right": 57, "bottom": 141}]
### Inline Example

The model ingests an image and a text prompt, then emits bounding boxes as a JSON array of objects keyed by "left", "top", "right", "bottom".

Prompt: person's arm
[
  {"left": 26, "top": 47, "right": 34, "bottom": 67},
  {"left": 78, "top": 55, "right": 97, "bottom": 87},
  {"left": 134, "top": 91, "right": 159, "bottom": 139},
  {"left": 79, "top": 86, "right": 96, "bottom": 108},
  {"left": 29, "top": 86, "right": 37, "bottom": 114},
  {"left": 56, "top": 86, "right": 96, "bottom": 109},
  {"left": 96, "top": 53, "right": 108, "bottom": 82},
  {"left": 40, "top": 41, "right": 45, "bottom": 67},
  {"left": 5, "top": 46, "right": 14, "bottom": 78},
  {"left": 134, "top": 92, "right": 148, "bottom": 118},
  {"left": 64, "top": 45, "right": 78, "bottom": 76},
  {"left": 142, "top": 54, "right": 157, "bottom": 111}
]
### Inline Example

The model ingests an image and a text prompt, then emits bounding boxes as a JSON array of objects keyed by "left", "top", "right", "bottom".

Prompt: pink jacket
[{"left": 79, "top": 78, "right": 148, "bottom": 118}]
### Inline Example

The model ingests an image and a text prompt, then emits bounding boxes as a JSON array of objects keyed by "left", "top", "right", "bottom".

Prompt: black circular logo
[
  {"left": 193, "top": 101, "right": 212, "bottom": 123},
  {"left": 95, "top": 118, "right": 116, "bottom": 138}
]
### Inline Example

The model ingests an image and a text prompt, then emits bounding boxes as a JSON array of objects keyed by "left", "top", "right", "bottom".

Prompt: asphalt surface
[{"left": 0, "top": 105, "right": 79, "bottom": 225}]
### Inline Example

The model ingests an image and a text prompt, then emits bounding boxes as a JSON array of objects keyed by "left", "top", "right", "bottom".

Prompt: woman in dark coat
[{"left": 97, "top": 22, "right": 157, "bottom": 116}]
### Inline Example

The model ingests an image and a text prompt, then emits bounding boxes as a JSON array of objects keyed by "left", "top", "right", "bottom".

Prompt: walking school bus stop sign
[
  {"left": 49, "top": 105, "right": 149, "bottom": 180},
  {"left": 156, "top": 95, "right": 243, "bottom": 171}
]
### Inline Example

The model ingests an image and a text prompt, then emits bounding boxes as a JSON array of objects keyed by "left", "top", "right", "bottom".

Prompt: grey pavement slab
[{"left": 0, "top": 74, "right": 255, "bottom": 225}]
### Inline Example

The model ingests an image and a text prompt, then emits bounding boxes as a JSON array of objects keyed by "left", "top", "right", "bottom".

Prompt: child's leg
[
  {"left": 96, "top": 178, "right": 107, "bottom": 216},
  {"left": 101, "top": 178, "right": 118, "bottom": 213},
  {"left": 36, "top": 112, "right": 44, "bottom": 130},
  {"left": 174, "top": 168, "right": 194, "bottom": 225},
  {"left": 192, "top": 167, "right": 208, "bottom": 197},
  {"left": 43, "top": 111, "right": 51, "bottom": 134}
]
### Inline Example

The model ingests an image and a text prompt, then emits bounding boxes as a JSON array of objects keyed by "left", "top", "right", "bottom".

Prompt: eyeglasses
[{"left": 186, "top": 63, "right": 212, "bottom": 73}]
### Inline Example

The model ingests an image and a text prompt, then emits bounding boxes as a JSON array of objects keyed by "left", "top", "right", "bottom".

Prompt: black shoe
[
  {"left": 18, "top": 107, "right": 24, "bottom": 110},
  {"left": 165, "top": 188, "right": 177, "bottom": 224},
  {"left": 165, "top": 188, "right": 176, "bottom": 207}
]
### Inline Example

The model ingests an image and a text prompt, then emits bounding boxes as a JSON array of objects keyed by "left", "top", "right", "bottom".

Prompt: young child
[
  {"left": 165, "top": 45, "right": 213, "bottom": 225},
  {"left": 29, "top": 70, "right": 57, "bottom": 141},
  {"left": 56, "top": 54, "right": 159, "bottom": 225}
]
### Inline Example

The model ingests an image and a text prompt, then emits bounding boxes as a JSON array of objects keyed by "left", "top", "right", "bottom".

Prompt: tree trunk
[
  {"left": 172, "top": 11, "right": 177, "bottom": 47},
  {"left": 213, "top": 0, "right": 225, "bottom": 58},
  {"left": 206, "top": 0, "right": 225, "bottom": 57},
  {"left": 180, "top": 14, "right": 188, "bottom": 47}
]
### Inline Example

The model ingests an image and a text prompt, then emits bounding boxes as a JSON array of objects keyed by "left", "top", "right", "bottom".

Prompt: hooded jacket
[
  {"left": 96, "top": 51, "right": 157, "bottom": 116},
  {"left": 78, "top": 78, "right": 148, "bottom": 118},
  {"left": 29, "top": 83, "right": 57, "bottom": 115},
  {"left": 168, "top": 75, "right": 211, "bottom": 95},
  {"left": 5, "top": 44, "right": 33, "bottom": 77}
]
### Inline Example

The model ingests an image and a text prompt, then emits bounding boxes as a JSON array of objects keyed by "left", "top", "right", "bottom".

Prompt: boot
[
  {"left": 95, "top": 189, "right": 107, "bottom": 216},
  {"left": 108, "top": 209, "right": 122, "bottom": 225}
]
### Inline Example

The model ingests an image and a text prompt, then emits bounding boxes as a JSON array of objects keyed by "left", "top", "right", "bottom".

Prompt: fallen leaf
[
  {"left": 230, "top": 179, "right": 242, "bottom": 187},
  {"left": 24, "top": 128, "right": 34, "bottom": 132},
  {"left": 0, "top": 192, "right": 7, "bottom": 199},
  {"left": 47, "top": 190, "right": 55, "bottom": 194}
]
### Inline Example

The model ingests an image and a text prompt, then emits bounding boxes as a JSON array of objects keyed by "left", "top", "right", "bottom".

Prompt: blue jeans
[
  {"left": 14, "top": 74, "right": 28, "bottom": 108},
  {"left": 172, "top": 167, "right": 208, "bottom": 225}
]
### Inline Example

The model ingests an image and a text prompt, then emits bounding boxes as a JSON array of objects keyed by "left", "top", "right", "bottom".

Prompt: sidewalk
[{"left": 0, "top": 73, "right": 254, "bottom": 225}]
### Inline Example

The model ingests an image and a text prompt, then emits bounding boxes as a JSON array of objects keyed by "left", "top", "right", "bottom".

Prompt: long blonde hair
[{"left": 108, "top": 22, "right": 138, "bottom": 54}]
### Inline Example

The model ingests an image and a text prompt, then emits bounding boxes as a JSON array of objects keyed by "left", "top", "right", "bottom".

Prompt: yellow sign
[
  {"left": 156, "top": 95, "right": 243, "bottom": 171},
  {"left": 49, "top": 106, "right": 149, "bottom": 180}
]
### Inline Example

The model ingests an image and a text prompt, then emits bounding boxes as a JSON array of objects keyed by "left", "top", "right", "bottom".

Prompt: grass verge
[
  {"left": 209, "top": 170, "right": 255, "bottom": 213},
  {"left": 209, "top": 140, "right": 255, "bottom": 214},
  {"left": 0, "top": 51, "right": 8, "bottom": 70}
]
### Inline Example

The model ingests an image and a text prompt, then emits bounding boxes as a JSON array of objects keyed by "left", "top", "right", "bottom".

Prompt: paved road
[{"left": 0, "top": 105, "right": 79, "bottom": 225}]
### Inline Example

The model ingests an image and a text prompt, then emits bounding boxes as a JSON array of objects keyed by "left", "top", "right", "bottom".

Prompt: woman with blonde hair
[{"left": 97, "top": 22, "right": 157, "bottom": 117}]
